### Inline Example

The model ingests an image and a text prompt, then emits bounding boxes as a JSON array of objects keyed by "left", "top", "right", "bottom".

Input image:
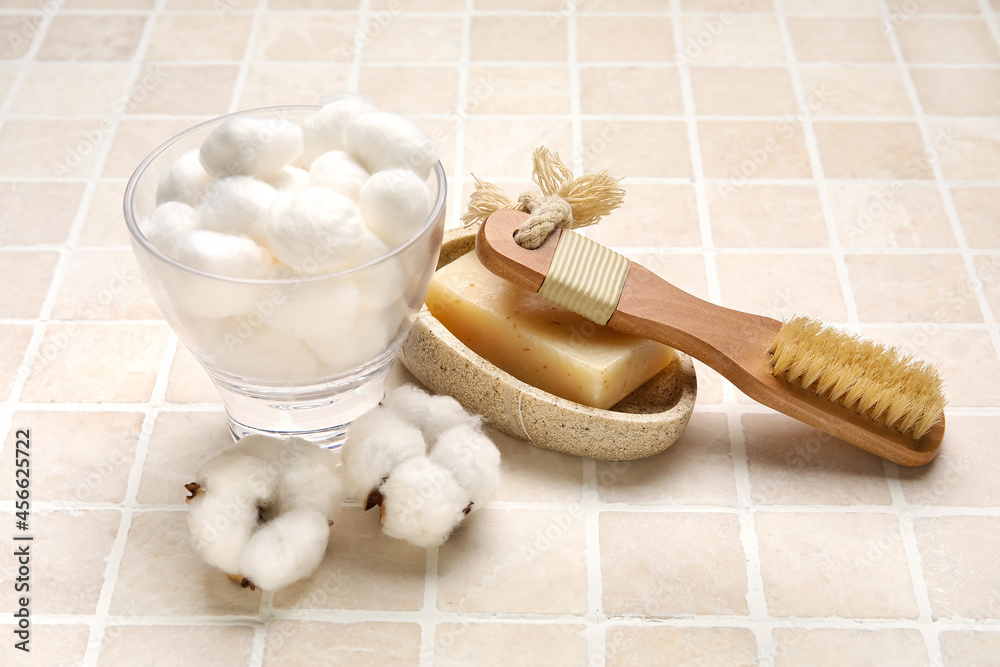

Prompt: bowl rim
[{"left": 122, "top": 104, "right": 448, "bottom": 285}]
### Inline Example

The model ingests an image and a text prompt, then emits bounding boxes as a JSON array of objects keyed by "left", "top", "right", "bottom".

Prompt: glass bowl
[{"left": 124, "top": 105, "right": 446, "bottom": 447}]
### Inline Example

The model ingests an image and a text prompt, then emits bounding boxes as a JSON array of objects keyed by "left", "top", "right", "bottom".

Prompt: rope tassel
[{"left": 460, "top": 147, "right": 626, "bottom": 249}]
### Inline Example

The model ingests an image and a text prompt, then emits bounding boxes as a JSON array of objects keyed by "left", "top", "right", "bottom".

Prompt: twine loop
[{"left": 461, "top": 147, "right": 625, "bottom": 250}]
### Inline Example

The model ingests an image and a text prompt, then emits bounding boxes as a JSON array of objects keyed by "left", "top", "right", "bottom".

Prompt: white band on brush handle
[{"left": 537, "top": 230, "right": 631, "bottom": 325}]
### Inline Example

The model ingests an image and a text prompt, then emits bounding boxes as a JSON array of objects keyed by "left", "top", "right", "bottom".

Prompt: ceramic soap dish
[{"left": 399, "top": 224, "right": 698, "bottom": 461}]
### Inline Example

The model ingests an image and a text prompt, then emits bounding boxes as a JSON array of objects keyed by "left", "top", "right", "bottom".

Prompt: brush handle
[{"left": 475, "top": 210, "right": 944, "bottom": 466}]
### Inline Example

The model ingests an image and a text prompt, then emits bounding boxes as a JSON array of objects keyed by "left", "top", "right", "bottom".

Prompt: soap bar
[{"left": 426, "top": 250, "right": 675, "bottom": 410}]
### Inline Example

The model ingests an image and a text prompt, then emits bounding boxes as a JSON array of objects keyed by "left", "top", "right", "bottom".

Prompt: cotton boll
[
  {"left": 267, "top": 187, "right": 366, "bottom": 275},
  {"left": 263, "top": 166, "right": 310, "bottom": 192},
  {"left": 200, "top": 116, "right": 304, "bottom": 179},
  {"left": 197, "top": 452, "right": 279, "bottom": 504},
  {"left": 157, "top": 149, "right": 214, "bottom": 207},
  {"left": 387, "top": 384, "right": 479, "bottom": 443},
  {"left": 211, "top": 324, "right": 323, "bottom": 383},
  {"left": 139, "top": 201, "right": 201, "bottom": 261},
  {"left": 275, "top": 437, "right": 344, "bottom": 520},
  {"left": 239, "top": 508, "right": 330, "bottom": 591},
  {"left": 346, "top": 111, "right": 438, "bottom": 179},
  {"left": 341, "top": 409, "right": 426, "bottom": 500},
  {"left": 199, "top": 176, "right": 278, "bottom": 244},
  {"left": 352, "top": 232, "right": 408, "bottom": 308},
  {"left": 309, "top": 150, "right": 369, "bottom": 201},
  {"left": 301, "top": 95, "right": 377, "bottom": 168},
  {"left": 379, "top": 457, "right": 470, "bottom": 548},
  {"left": 359, "top": 168, "right": 433, "bottom": 249},
  {"left": 429, "top": 424, "right": 500, "bottom": 510},
  {"left": 173, "top": 230, "right": 273, "bottom": 318},
  {"left": 187, "top": 490, "right": 258, "bottom": 574}
]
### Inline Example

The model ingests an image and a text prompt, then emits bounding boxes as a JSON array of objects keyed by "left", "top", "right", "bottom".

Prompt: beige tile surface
[
  {"left": 263, "top": 621, "right": 421, "bottom": 666},
  {"left": 435, "top": 623, "right": 588, "bottom": 667},
  {"left": 698, "top": 120, "right": 812, "bottom": 180},
  {"left": 772, "top": 628, "right": 931, "bottom": 666},
  {"left": 0, "top": 181, "right": 85, "bottom": 246},
  {"left": 2, "top": 411, "right": 143, "bottom": 503},
  {"left": 756, "top": 512, "right": 919, "bottom": 618},
  {"left": 98, "top": 625, "right": 255, "bottom": 667},
  {"left": 0, "top": 250, "right": 59, "bottom": 318},
  {"left": 847, "top": 254, "right": 983, "bottom": 323},
  {"left": 3, "top": 4, "right": 999, "bottom": 665},
  {"left": 0, "top": 510, "right": 120, "bottom": 614},
  {"left": 743, "top": 413, "right": 892, "bottom": 506},
  {"left": 826, "top": 183, "right": 955, "bottom": 249},
  {"left": 596, "top": 411, "right": 736, "bottom": 506},
  {"left": 602, "top": 511, "right": 749, "bottom": 616},
  {"left": 915, "top": 516, "right": 1000, "bottom": 619},
  {"left": 437, "top": 508, "right": 588, "bottom": 614},
  {"left": 589, "top": 184, "right": 701, "bottom": 248},
  {"left": 706, "top": 184, "right": 828, "bottom": 248},
  {"left": 606, "top": 626, "right": 759, "bottom": 667}
]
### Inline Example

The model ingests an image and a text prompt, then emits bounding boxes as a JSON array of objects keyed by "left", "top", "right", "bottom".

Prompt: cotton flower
[
  {"left": 185, "top": 435, "right": 343, "bottom": 591},
  {"left": 340, "top": 385, "right": 500, "bottom": 548}
]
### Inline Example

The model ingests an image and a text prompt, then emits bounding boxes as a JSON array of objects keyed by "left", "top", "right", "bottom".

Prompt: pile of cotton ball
[
  {"left": 340, "top": 385, "right": 502, "bottom": 548},
  {"left": 143, "top": 95, "right": 439, "bottom": 382},
  {"left": 185, "top": 435, "right": 343, "bottom": 592}
]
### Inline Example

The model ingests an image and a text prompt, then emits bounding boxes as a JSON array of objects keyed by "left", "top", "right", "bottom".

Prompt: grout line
[
  {"left": 444, "top": 0, "right": 473, "bottom": 230},
  {"left": 875, "top": 2, "right": 1000, "bottom": 663},
  {"left": 347, "top": 0, "right": 371, "bottom": 93},
  {"left": 226, "top": 0, "right": 267, "bottom": 114}
]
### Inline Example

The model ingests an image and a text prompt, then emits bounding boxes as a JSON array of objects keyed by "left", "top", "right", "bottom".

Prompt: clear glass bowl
[{"left": 124, "top": 105, "right": 446, "bottom": 447}]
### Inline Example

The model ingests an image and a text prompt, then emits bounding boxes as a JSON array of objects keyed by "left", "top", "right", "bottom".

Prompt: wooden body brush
[{"left": 476, "top": 209, "right": 946, "bottom": 466}]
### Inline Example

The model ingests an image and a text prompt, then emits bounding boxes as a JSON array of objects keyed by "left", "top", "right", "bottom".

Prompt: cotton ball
[
  {"left": 210, "top": 324, "right": 323, "bottom": 383},
  {"left": 173, "top": 230, "right": 273, "bottom": 318},
  {"left": 379, "top": 457, "right": 470, "bottom": 548},
  {"left": 346, "top": 111, "right": 438, "bottom": 179},
  {"left": 321, "top": 305, "right": 400, "bottom": 373},
  {"left": 199, "top": 176, "right": 278, "bottom": 244},
  {"left": 359, "top": 168, "right": 433, "bottom": 249},
  {"left": 200, "top": 116, "right": 304, "bottom": 178},
  {"left": 263, "top": 165, "right": 310, "bottom": 192},
  {"left": 309, "top": 150, "right": 370, "bottom": 201},
  {"left": 157, "top": 149, "right": 214, "bottom": 207},
  {"left": 239, "top": 508, "right": 330, "bottom": 591},
  {"left": 429, "top": 424, "right": 500, "bottom": 511},
  {"left": 268, "top": 274, "right": 360, "bottom": 343},
  {"left": 352, "top": 231, "right": 408, "bottom": 308},
  {"left": 267, "top": 187, "right": 366, "bottom": 275},
  {"left": 139, "top": 201, "right": 200, "bottom": 261},
  {"left": 388, "top": 384, "right": 479, "bottom": 443},
  {"left": 274, "top": 438, "right": 344, "bottom": 520},
  {"left": 187, "top": 490, "right": 258, "bottom": 574},
  {"left": 341, "top": 409, "right": 426, "bottom": 500},
  {"left": 301, "top": 94, "right": 377, "bottom": 168}
]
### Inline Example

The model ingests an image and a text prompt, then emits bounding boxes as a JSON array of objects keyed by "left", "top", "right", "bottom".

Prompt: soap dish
[{"left": 399, "top": 224, "right": 698, "bottom": 461}]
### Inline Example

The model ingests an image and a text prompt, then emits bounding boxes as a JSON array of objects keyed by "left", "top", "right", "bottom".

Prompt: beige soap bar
[{"left": 426, "top": 250, "right": 675, "bottom": 410}]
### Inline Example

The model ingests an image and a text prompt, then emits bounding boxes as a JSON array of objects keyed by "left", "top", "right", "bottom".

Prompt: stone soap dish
[{"left": 399, "top": 224, "right": 698, "bottom": 461}]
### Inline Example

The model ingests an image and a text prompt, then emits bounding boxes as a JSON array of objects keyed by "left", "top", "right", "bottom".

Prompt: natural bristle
[{"left": 769, "top": 316, "right": 946, "bottom": 440}]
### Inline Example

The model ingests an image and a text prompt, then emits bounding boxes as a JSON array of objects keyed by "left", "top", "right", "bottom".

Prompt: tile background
[{"left": 0, "top": 0, "right": 999, "bottom": 665}]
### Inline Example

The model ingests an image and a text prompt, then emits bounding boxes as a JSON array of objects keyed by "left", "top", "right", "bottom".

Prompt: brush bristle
[{"left": 768, "top": 316, "right": 946, "bottom": 440}]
